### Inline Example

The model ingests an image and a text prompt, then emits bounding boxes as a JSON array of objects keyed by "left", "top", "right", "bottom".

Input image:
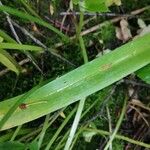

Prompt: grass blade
[
  {"left": 64, "top": 98, "right": 86, "bottom": 150},
  {"left": 84, "top": 128, "right": 150, "bottom": 149},
  {"left": 19, "top": 0, "right": 40, "bottom": 18},
  {"left": 0, "top": 43, "right": 43, "bottom": 51},
  {"left": 0, "top": 48, "right": 21, "bottom": 74},
  {"left": 0, "top": 29, "right": 16, "bottom": 43},
  {"left": 136, "top": 64, "right": 150, "bottom": 84},
  {"left": 0, "top": 5, "right": 69, "bottom": 41},
  {"left": 0, "top": 26, "right": 43, "bottom": 73},
  {"left": 0, "top": 34, "right": 149, "bottom": 131},
  {"left": 104, "top": 96, "right": 127, "bottom": 150},
  {"left": 45, "top": 107, "right": 77, "bottom": 150}
]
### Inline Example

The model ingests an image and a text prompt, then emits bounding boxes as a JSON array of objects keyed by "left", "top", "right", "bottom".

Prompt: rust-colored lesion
[
  {"left": 18, "top": 100, "right": 47, "bottom": 110},
  {"left": 100, "top": 63, "right": 112, "bottom": 71},
  {"left": 19, "top": 103, "right": 27, "bottom": 110}
]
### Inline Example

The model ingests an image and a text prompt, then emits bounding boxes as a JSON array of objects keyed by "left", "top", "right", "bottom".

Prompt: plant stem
[
  {"left": 45, "top": 107, "right": 77, "bottom": 150},
  {"left": 64, "top": 10, "right": 88, "bottom": 150},
  {"left": 64, "top": 98, "right": 86, "bottom": 150},
  {"left": 79, "top": 36, "right": 88, "bottom": 63},
  {"left": 84, "top": 128, "right": 150, "bottom": 149},
  {"left": 76, "top": 11, "right": 84, "bottom": 40},
  {"left": 38, "top": 114, "right": 50, "bottom": 149},
  {"left": 104, "top": 96, "right": 127, "bottom": 150},
  {"left": 106, "top": 105, "right": 112, "bottom": 150},
  {"left": 10, "top": 125, "right": 22, "bottom": 141}
]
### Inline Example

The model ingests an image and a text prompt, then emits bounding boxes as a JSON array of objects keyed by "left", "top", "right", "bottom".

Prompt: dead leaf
[
  {"left": 139, "top": 25, "right": 150, "bottom": 36},
  {"left": 137, "top": 18, "right": 146, "bottom": 29},
  {"left": 115, "top": 27, "right": 123, "bottom": 41},
  {"left": 115, "top": 19, "right": 132, "bottom": 42},
  {"left": 120, "top": 19, "right": 132, "bottom": 41},
  {"left": 135, "top": 19, "right": 150, "bottom": 39},
  {"left": 130, "top": 99, "right": 150, "bottom": 111},
  {"left": 49, "top": 4, "right": 54, "bottom": 15},
  {"left": 32, "top": 23, "right": 39, "bottom": 32},
  {"left": 59, "top": 111, "right": 66, "bottom": 118}
]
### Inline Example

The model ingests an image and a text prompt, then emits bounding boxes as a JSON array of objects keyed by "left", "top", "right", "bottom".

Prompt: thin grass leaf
[
  {"left": 19, "top": 0, "right": 40, "bottom": 18},
  {"left": 0, "top": 5, "right": 69, "bottom": 41},
  {"left": 64, "top": 98, "right": 86, "bottom": 150},
  {"left": 10, "top": 125, "right": 22, "bottom": 141},
  {"left": 0, "top": 43, "right": 43, "bottom": 51},
  {"left": 84, "top": 128, "right": 150, "bottom": 149},
  {"left": 64, "top": 12, "right": 88, "bottom": 150},
  {"left": 104, "top": 96, "right": 127, "bottom": 150},
  {"left": 0, "top": 34, "right": 149, "bottom": 131},
  {"left": 38, "top": 114, "right": 50, "bottom": 149},
  {"left": 0, "top": 26, "right": 43, "bottom": 73},
  {"left": 0, "top": 29, "right": 16, "bottom": 43},
  {"left": 0, "top": 129, "right": 32, "bottom": 143},
  {"left": 0, "top": 48, "right": 21, "bottom": 74},
  {"left": 45, "top": 107, "right": 77, "bottom": 150}
]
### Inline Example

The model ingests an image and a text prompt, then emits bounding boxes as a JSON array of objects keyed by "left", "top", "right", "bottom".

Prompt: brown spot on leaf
[
  {"left": 100, "top": 63, "right": 112, "bottom": 71},
  {"left": 19, "top": 103, "right": 27, "bottom": 110}
]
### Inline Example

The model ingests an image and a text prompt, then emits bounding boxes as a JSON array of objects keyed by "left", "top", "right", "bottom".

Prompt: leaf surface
[
  {"left": 0, "top": 49, "right": 21, "bottom": 74},
  {"left": 0, "top": 43, "right": 43, "bottom": 52},
  {"left": 0, "top": 34, "right": 150, "bottom": 131},
  {"left": 136, "top": 64, "right": 150, "bottom": 84}
]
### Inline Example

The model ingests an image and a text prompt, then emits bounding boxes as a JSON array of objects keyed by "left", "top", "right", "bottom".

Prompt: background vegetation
[{"left": 0, "top": 0, "right": 150, "bottom": 149}]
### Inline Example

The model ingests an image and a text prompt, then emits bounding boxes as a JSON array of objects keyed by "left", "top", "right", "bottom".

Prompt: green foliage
[
  {"left": 0, "top": 43, "right": 43, "bottom": 52},
  {"left": 0, "top": 29, "right": 16, "bottom": 43},
  {"left": 0, "top": 29, "right": 22, "bottom": 74},
  {"left": 99, "top": 22, "right": 116, "bottom": 48},
  {"left": 73, "top": 0, "right": 109, "bottom": 12},
  {"left": 0, "top": 34, "right": 149, "bottom": 131},
  {"left": 0, "top": 5, "right": 69, "bottom": 41},
  {"left": 105, "top": 0, "right": 122, "bottom": 6},
  {"left": 0, "top": 0, "right": 150, "bottom": 149},
  {"left": 0, "top": 49, "right": 21, "bottom": 75},
  {"left": 136, "top": 64, "right": 150, "bottom": 84},
  {"left": 0, "top": 141, "right": 25, "bottom": 150},
  {"left": 112, "top": 140, "right": 124, "bottom": 150},
  {"left": 28, "top": 141, "right": 39, "bottom": 150},
  {"left": 0, "top": 36, "right": 3, "bottom": 43}
]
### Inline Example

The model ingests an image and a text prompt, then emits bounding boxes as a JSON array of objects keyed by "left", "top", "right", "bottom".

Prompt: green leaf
[
  {"left": 0, "top": 49, "right": 21, "bottom": 75},
  {"left": 0, "top": 29, "right": 16, "bottom": 43},
  {"left": 105, "top": 0, "right": 122, "bottom": 7},
  {"left": 136, "top": 64, "right": 150, "bottom": 84},
  {"left": 0, "top": 43, "right": 43, "bottom": 52},
  {"left": 0, "top": 5, "right": 69, "bottom": 41},
  {"left": 72, "top": 0, "right": 79, "bottom": 5},
  {"left": 28, "top": 141, "right": 39, "bottom": 150},
  {"left": 0, "top": 30, "right": 43, "bottom": 73},
  {"left": 79, "top": 0, "right": 109, "bottom": 12},
  {"left": 0, "top": 36, "right": 3, "bottom": 43},
  {"left": 0, "top": 34, "right": 150, "bottom": 131},
  {"left": 0, "top": 141, "right": 25, "bottom": 150}
]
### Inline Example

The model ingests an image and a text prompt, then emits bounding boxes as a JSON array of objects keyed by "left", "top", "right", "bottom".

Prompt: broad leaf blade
[
  {"left": 0, "top": 141, "right": 25, "bottom": 150},
  {"left": 0, "top": 34, "right": 150, "bottom": 131},
  {"left": 0, "top": 49, "right": 21, "bottom": 74},
  {"left": 136, "top": 64, "right": 150, "bottom": 84},
  {"left": 79, "top": 0, "right": 109, "bottom": 12}
]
